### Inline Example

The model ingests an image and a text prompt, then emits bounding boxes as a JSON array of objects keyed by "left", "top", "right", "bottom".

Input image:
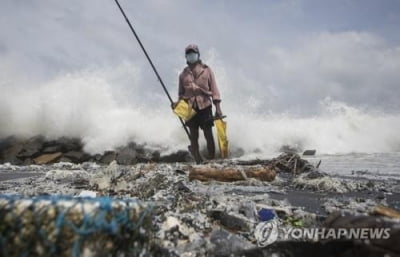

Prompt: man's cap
[{"left": 185, "top": 44, "right": 200, "bottom": 54}]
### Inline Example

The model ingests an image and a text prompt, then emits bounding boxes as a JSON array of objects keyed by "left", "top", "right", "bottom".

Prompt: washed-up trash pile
[
  {"left": 0, "top": 195, "right": 153, "bottom": 257},
  {"left": 0, "top": 153, "right": 399, "bottom": 256}
]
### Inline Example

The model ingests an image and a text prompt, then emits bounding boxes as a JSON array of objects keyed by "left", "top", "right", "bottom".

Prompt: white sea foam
[
  {"left": 228, "top": 100, "right": 400, "bottom": 157},
  {"left": 1, "top": 63, "right": 400, "bottom": 156}
]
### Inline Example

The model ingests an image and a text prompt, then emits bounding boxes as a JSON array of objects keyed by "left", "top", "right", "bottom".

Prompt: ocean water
[
  {"left": 232, "top": 152, "right": 400, "bottom": 181},
  {"left": 304, "top": 152, "right": 400, "bottom": 180},
  {"left": 235, "top": 152, "right": 400, "bottom": 180}
]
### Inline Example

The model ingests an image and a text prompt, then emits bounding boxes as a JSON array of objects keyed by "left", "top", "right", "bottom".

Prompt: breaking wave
[{"left": 1, "top": 63, "right": 400, "bottom": 156}]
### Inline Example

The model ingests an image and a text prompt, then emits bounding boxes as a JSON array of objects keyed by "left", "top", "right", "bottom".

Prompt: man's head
[{"left": 185, "top": 44, "right": 200, "bottom": 64}]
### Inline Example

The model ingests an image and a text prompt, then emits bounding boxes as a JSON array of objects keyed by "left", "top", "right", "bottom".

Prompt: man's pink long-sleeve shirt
[{"left": 178, "top": 62, "right": 221, "bottom": 110}]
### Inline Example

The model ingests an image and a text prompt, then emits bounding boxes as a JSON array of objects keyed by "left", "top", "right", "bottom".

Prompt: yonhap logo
[
  {"left": 254, "top": 219, "right": 279, "bottom": 247},
  {"left": 254, "top": 220, "right": 391, "bottom": 247}
]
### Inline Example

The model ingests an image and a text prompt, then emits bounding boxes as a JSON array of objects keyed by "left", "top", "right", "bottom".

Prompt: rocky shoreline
[
  {"left": 0, "top": 136, "right": 192, "bottom": 165},
  {"left": 1, "top": 148, "right": 399, "bottom": 256}
]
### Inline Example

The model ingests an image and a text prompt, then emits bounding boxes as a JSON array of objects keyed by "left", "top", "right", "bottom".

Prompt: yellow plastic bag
[
  {"left": 215, "top": 118, "right": 229, "bottom": 158},
  {"left": 173, "top": 100, "right": 197, "bottom": 122}
]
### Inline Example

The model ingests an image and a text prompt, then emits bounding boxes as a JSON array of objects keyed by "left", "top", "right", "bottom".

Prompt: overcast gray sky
[{"left": 1, "top": 0, "right": 400, "bottom": 115}]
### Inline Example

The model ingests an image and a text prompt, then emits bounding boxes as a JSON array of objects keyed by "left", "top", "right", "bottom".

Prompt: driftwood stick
[
  {"left": 238, "top": 168, "right": 249, "bottom": 180},
  {"left": 372, "top": 205, "right": 400, "bottom": 219},
  {"left": 287, "top": 155, "right": 296, "bottom": 164},
  {"left": 316, "top": 160, "right": 322, "bottom": 169},
  {"left": 189, "top": 166, "right": 276, "bottom": 182}
]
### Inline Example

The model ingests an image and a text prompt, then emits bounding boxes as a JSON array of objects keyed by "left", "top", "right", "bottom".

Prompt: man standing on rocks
[{"left": 174, "top": 44, "right": 223, "bottom": 163}]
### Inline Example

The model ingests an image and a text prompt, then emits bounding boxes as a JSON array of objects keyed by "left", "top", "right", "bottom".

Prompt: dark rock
[
  {"left": 135, "top": 144, "right": 145, "bottom": 154},
  {"left": 58, "top": 157, "right": 73, "bottom": 163},
  {"left": 136, "top": 150, "right": 153, "bottom": 163},
  {"left": 1, "top": 146, "right": 24, "bottom": 164},
  {"left": 44, "top": 137, "right": 82, "bottom": 153},
  {"left": 136, "top": 153, "right": 152, "bottom": 163},
  {"left": 229, "top": 147, "right": 245, "bottom": 158},
  {"left": 303, "top": 149, "right": 317, "bottom": 156},
  {"left": 116, "top": 148, "right": 137, "bottom": 165},
  {"left": 0, "top": 136, "right": 19, "bottom": 152},
  {"left": 42, "top": 145, "right": 62, "bottom": 153},
  {"left": 0, "top": 137, "right": 24, "bottom": 164},
  {"left": 23, "top": 158, "right": 33, "bottom": 165},
  {"left": 133, "top": 145, "right": 153, "bottom": 163},
  {"left": 100, "top": 151, "right": 117, "bottom": 164},
  {"left": 94, "top": 154, "right": 102, "bottom": 161},
  {"left": 151, "top": 151, "right": 161, "bottom": 162},
  {"left": 17, "top": 136, "right": 44, "bottom": 159},
  {"left": 160, "top": 150, "right": 192, "bottom": 163},
  {"left": 64, "top": 151, "right": 91, "bottom": 163}
]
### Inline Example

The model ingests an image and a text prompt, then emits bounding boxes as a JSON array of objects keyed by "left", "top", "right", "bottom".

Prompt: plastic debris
[{"left": 0, "top": 195, "right": 153, "bottom": 257}]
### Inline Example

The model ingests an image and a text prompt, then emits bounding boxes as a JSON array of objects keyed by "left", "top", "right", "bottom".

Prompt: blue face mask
[{"left": 185, "top": 52, "right": 199, "bottom": 64}]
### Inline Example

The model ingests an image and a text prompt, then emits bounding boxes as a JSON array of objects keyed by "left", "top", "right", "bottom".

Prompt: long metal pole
[{"left": 114, "top": 0, "right": 191, "bottom": 140}]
